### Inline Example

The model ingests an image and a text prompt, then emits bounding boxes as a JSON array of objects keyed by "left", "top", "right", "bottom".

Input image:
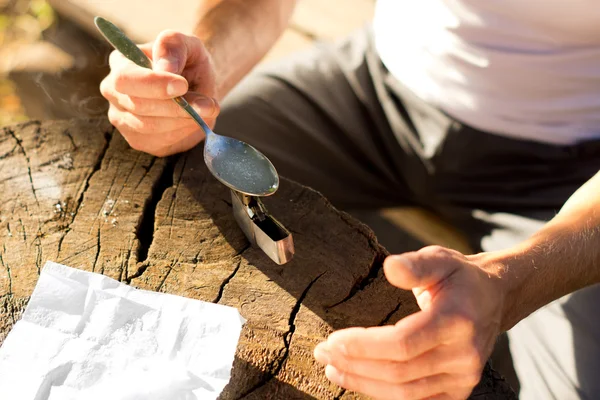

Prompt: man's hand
[
  {"left": 100, "top": 30, "right": 220, "bottom": 157},
  {"left": 314, "top": 246, "right": 506, "bottom": 400}
]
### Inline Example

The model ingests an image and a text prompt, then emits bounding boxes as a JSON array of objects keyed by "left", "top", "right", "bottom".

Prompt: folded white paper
[{"left": 0, "top": 261, "right": 245, "bottom": 400}]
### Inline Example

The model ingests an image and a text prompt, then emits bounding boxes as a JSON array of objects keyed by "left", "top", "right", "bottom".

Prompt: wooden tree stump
[{"left": 0, "top": 119, "right": 515, "bottom": 399}]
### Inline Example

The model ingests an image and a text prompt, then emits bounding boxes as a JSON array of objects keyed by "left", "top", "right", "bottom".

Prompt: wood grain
[{"left": 0, "top": 119, "right": 515, "bottom": 399}]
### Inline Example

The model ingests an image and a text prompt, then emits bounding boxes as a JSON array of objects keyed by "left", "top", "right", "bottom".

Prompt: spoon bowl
[
  {"left": 204, "top": 132, "right": 279, "bottom": 195},
  {"left": 94, "top": 16, "right": 279, "bottom": 197}
]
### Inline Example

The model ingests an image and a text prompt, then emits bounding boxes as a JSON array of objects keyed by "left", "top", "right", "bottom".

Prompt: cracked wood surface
[{"left": 0, "top": 119, "right": 515, "bottom": 399}]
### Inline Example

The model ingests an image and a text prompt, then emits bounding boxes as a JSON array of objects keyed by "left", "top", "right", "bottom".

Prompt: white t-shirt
[{"left": 373, "top": 0, "right": 600, "bottom": 145}]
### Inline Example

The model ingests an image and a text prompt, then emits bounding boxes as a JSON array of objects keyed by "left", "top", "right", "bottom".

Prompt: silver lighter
[{"left": 231, "top": 190, "right": 294, "bottom": 265}]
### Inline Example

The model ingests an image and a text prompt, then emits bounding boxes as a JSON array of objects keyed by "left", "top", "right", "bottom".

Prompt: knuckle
[
  {"left": 447, "top": 313, "right": 476, "bottom": 337},
  {"left": 462, "top": 372, "right": 482, "bottom": 387},
  {"left": 393, "top": 336, "right": 411, "bottom": 360},
  {"left": 108, "top": 49, "right": 123, "bottom": 67},
  {"left": 462, "top": 348, "right": 483, "bottom": 371},
  {"left": 389, "top": 362, "right": 407, "bottom": 382},
  {"left": 157, "top": 29, "right": 185, "bottom": 45},
  {"left": 420, "top": 245, "right": 455, "bottom": 260},
  {"left": 125, "top": 97, "right": 145, "bottom": 115},
  {"left": 461, "top": 318, "right": 477, "bottom": 337},
  {"left": 113, "top": 73, "right": 129, "bottom": 93},
  {"left": 134, "top": 117, "right": 156, "bottom": 135},
  {"left": 107, "top": 106, "right": 123, "bottom": 127},
  {"left": 145, "top": 77, "right": 169, "bottom": 99},
  {"left": 99, "top": 77, "right": 111, "bottom": 97}
]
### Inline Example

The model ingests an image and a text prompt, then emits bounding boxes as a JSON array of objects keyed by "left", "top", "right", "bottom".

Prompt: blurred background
[
  {"left": 0, "top": 0, "right": 114, "bottom": 126},
  {"left": 0, "top": 0, "right": 376, "bottom": 127},
  {"left": 0, "top": 0, "right": 54, "bottom": 125}
]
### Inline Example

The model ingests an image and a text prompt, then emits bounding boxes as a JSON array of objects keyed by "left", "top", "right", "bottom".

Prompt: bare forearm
[
  {"left": 476, "top": 171, "right": 600, "bottom": 330},
  {"left": 194, "top": 0, "right": 297, "bottom": 99}
]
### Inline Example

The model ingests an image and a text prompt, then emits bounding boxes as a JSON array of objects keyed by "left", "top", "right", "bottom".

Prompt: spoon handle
[
  {"left": 94, "top": 16, "right": 212, "bottom": 136},
  {"left": 172, "top": 97, "right": 212, "bottom": 134}
]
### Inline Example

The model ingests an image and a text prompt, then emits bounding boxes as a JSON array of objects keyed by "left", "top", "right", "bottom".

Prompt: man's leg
[
  {"left": 510, "top": 285, "right": 600, "bottom": 399},
  {"left": 216, "top": 28, "right": 425, "bottom": 210},
  {"left": 428, "top": 127, "right": 600, "bottom": 399}
]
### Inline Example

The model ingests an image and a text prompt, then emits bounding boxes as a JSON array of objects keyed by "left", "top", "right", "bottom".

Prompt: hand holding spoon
[{"left": 94, "top": 17, "right": 279, "bottom": 197}]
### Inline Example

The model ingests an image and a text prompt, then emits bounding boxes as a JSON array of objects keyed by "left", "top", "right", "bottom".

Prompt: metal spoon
[{"left": 94, "top": 16, "right": 279, "bottom": 196}]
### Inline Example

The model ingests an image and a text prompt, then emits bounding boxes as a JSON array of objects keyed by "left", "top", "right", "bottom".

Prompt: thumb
[
  {"left": 383, "top": 252, "right": 457, "bottom": 290},
  {"left": 185, "top": 92, "right": 220, "bottom": 122},
  {"left": 152, "top": 30, "right": 190, "bottom": 74}
]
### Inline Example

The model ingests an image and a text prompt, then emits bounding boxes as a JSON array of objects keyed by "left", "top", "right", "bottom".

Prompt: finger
[
  {"left": 116, "top": 123, "right": 204, "bottom": 157},
  {"left": 316, "top": 346, "right": 469, "bottom": 385},
  {"left": 107, "top": 64, "right": 189, "bottom": 99},
  {"left": 108, "top": 48, "right": 129, "bottom": 69},
  {"left": 152, "top": 30, "right": 210, "bottom": 74},
  {"left": 384, "top": 246, "right": 461, "bottom": 290},
  {"left": 325, "top": 367, "right": 460, "bottom": 400},
  {"left": 108, "top": 43, "right": 153, "bottom": 69},
  {"left": 319, "top": 310, "right": 460, "bottom": 362},
  {"left": 108, "top": 103, "right": 198, "bottom": 135},
  {"left": 102, "top": 86, "right": 218, "bottom": 119}
]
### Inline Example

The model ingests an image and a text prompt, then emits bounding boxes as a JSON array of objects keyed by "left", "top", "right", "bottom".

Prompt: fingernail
[
  {"left": 166, "top": 80, "right": 187, "bottom": 97},
  {"left": 313, "top": 343, "right": 331, "bottom": 365},
  {"left": 155, "top": 57, "right": 179, "bottom": 73},
  {"left": 193, "top": 97, "right": 218, "bottom": 118}
]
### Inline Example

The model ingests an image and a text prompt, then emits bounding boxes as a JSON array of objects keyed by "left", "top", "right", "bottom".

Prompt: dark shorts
[{"left": 215, "top": 27, "right": 600, "bottom": 399}]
